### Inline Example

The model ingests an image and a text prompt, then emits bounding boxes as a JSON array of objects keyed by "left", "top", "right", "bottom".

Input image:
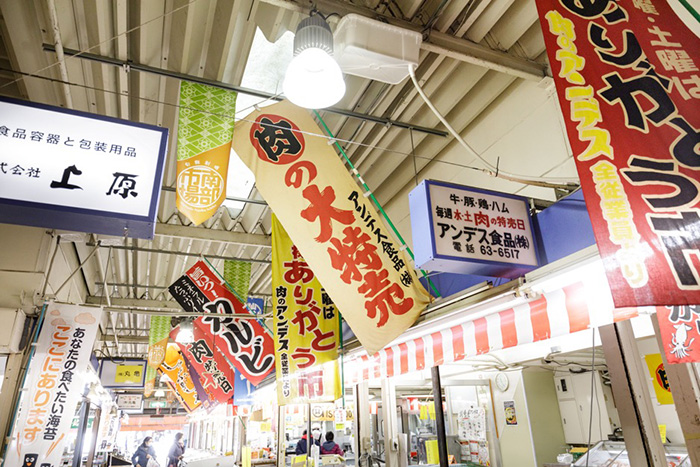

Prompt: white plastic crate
[{"left": 333, "top": 14, "right": 422, "bottom": 84}]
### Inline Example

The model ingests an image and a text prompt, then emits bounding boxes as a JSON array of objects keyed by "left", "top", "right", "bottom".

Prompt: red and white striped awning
[{"left": 345, "top": 277, "right": 644, "bottom": 383}]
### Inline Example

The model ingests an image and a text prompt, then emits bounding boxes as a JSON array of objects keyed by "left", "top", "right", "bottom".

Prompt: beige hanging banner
[{"left": 232, "top": 101, "right": 430, "bottom": 354}]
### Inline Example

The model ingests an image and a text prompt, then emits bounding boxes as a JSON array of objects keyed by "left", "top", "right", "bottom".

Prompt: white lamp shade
[{"left": 283, "top": 48, "right": 346, "bottom": 109}]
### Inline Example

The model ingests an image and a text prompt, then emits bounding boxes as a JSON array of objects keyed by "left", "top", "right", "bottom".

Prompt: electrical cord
[{"left": 407, "top": 64, "right": 580, "bottom": 190}]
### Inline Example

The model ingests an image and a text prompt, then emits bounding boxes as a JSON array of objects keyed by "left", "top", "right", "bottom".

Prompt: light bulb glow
[{"left": 283, "top": 48, "right": 346, "bottom": 109}]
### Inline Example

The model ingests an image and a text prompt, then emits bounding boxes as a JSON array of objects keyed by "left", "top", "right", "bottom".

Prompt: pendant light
[{"left": 283, "top": 13, "right": 346, "bottom": 109}]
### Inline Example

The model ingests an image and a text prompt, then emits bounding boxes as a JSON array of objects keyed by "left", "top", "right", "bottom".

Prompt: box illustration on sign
[{"left": 410, "top": 180, "right": 539, "bottom": 277}]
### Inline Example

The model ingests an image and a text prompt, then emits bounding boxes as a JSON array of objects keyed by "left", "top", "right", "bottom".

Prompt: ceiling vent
[{"left": 334, "top": 14, "right": 422, "bottom": 84}]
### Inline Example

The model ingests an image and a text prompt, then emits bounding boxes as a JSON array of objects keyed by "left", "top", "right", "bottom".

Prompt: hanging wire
[
  {"left": 410, "top": 127, "right": 419, "bottom": 187},
  {"left": 0, "top": 66, "right": 581, "bottom": 182},
  {"left": 313, "top": 110, "right": 441, "bottom": 299}
]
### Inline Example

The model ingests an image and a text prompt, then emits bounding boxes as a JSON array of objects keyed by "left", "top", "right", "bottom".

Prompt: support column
[
  {"left": 431, "top": 366, "right": 449, "bottom": 467},
  {"left": 72, "top": 399, "right": 91, "bottom": 467},
  {"left": 651, "top": 314, "right": 700, "bottom": 464},
  {"left": 354, "top": 382, "right": 371, "bottom": 467},
  {"left": 85, "top": 406, "right": 101, "bottom": 467},
  {"left": 599, "top": 321, "right": 666, "bottom": 466},
  {"left": 381, "top": 378, "right": 399, "bottom": 467},
  {"left": 0, "top": 353, "right": 25, "bottom": 451}
]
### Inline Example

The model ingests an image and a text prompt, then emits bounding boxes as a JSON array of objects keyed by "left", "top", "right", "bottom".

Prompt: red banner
[
  {"left": 536, "top": 0, "right": 700, "bottom": 307},
  {"left": 171, "top": 324, "right": 236, "bottom": 403},
  {"left": 656, "top": 306, "right": 700, "bottom": 363},
  {"left": 169, "top": 260, "right": 275, "bottom": 386}
]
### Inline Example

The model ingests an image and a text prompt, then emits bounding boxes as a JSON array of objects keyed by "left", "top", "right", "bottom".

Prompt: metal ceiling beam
[
  {"left": 95, "top": 282, "right": 272, "bottom": 297},
  {"left": 42, "top": 44, "right": 448, "bottom": 138},
  {"left": 259, "top": 0, "right": 550, "bottom": 81},
  {"left": 160, "top": 186, "right": 267, "bottom": 206},
  {"left": 155, "top": 223, "right": 271, "bottom": 247},
  {"left": 86, "top": 242, "right": 271, "bottom": 264},
  {"left": 86, "top": 296, "right": 180, "bottom": 309}
]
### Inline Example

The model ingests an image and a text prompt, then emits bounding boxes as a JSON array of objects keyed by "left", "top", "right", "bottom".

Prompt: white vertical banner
[{"left": 6, "top": 302, "right": 102, "bottom": 467}]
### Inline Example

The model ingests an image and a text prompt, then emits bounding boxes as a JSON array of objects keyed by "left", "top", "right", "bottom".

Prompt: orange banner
[
  {"left": 159, "top": 344, "right": 201, "bottom": 412},
  {"left": 232, "top": 101, "right": 431, "bottom": 354}
]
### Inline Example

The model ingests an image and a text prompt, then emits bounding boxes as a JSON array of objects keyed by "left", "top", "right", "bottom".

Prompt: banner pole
[{"left": 1, "top": 302, "right": 47, "bottom": 465}]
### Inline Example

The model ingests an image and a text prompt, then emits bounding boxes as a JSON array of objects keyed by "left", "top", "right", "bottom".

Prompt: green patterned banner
[
  {"left": 224, "top": 260, "right": 251, "bottom": 301},
  {"left": 176, "top": 81, "right": 237, "bottom": 225},
  {"left": 145, "top": 316, "right": 170, "bottom": 397}
]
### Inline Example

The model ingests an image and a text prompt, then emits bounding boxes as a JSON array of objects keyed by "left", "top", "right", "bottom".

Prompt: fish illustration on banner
[
  {"left": 656, "top": 306, "right": 700, "bottom": 364},
  {"left": 172, "top": 324, "right": 236, "bottom": 403},
  {"left": 145, "top": 315, "right": 170, "bottom": 397},
  {"left": 5, "top": 303, "right": 102, "bottom": 467},
  {"left": 232, "top": 101, "right": 431, "bottom": 355},
  {"left": 176, "top": 81, "right": 237, "bottom": 225},
  {"left": 535, "top": 0, "right": 700, "bottom": 308},
  {"left": 272, "top": 214, "right": 341, "bottom": 404},
  {"left": 159, "top": 343, "right": 201, "bottom": 412},
  {"left": 168, "top": 260, "right": 275, "bottom": 385}
]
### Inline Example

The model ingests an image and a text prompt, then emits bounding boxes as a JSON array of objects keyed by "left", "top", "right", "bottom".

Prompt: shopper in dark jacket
[
  {"left": 132, "top": 437, "right": 157, "bottom": 467},
  {"left": 320, "top": 432, "right": 344, "bottom": 456},
  {"left": 295, "top": 430, "right": 319, "bottom": 455},
  {"left": 167, "top": 432, "right": 185, "bottom": 467}
]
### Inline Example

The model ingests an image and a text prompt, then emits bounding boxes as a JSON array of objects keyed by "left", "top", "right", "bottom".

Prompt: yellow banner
[
  {"left": 272, "top": 215, "right": 341, "bottom": 404},
  {"left": 645, "top": 353, "right": 674, "bottom": 405},
  {"left": 159, "top": 344, "right": 201, "bottom": 412},
  {"left": 176, "top": 81, "right": 237, "bottom": 225},
  {"left": 233, "top": 101, "right": 431, "bottom": 354}
]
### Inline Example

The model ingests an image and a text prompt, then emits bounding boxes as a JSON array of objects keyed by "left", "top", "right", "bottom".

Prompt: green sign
[{"left": 149, "top": 401, "right": 167, "bottom": 409}]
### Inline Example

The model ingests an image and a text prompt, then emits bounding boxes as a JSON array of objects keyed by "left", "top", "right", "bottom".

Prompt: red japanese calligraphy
[{"left": 300, "top": 185, "right": 355, "bottom": 243}]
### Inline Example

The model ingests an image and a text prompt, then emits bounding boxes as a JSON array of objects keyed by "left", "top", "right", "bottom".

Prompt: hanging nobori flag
[
  {"left": 535, "top": 0, "right": 700, "bottom": 308},
  {"left": 224, "top": 260, "right": 252, "bottom": 300},
  {"left": 6, "top": 303, "right": 101, "bottom": 467},
  {"left": 656, "top": 306, "right": 700, "bottom": 364},
  {"left": 169, "top": 260, "right": 275, "bottom": 386},
  {"left": 145, "top": 315, "right": 170, "bottom": 396},
  {"left": 172, "top": 324, "right": 235, "bottom": 403},
  {"left": 232, "top": 101, "right": 431, "bottom": 355},
  {"left": 159, "top": 343, "right": 201, "bottom": 413},
  {"left": 182, "top": 356, "right": 213, "bottom": 410},
  {"left": 176, "top": 81, "right": 237, "bottom": 225},
  {"left": 272, "top": 214, "right": 341, "bottom": 404}
]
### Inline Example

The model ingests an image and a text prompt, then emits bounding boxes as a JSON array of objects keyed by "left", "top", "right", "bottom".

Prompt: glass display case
[{"left": 573, "top": 441, "right": 690, "bottom": 467}]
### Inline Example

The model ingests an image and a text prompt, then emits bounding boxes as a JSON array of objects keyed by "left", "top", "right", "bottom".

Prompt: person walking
[
  {"left": 320, "top": 432, "right": 344, "bottom": 456},
  {"left": 167, "top": 432, "right": 186, "bottom": 467},
  {"left": 132, "top": 437, "right": 157, "bottom": 467}
]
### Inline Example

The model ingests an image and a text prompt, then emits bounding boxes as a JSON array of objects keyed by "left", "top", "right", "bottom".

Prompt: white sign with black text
[{"left": 0, "top": 97, "right": 168, "bottom": 238}]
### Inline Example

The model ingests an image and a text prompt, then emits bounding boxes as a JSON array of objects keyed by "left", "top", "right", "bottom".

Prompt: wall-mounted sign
[
  {"left": 149, "top": 400, "right": 167, "bottom": 409},
  {"left": 0, "top": 97, "right": 168, "bottom": 239},
  {"left": 100, "top": 359, "right": 147, "bottom": 388},
  {"left": 117, "top": 394, "right": 143, "bottom": 410},
  {"left": 410, "top": 180, "right": 539, "bottom": 277},
  {"left": 6, "top": 303, "right": 101, "bottom": 467}
]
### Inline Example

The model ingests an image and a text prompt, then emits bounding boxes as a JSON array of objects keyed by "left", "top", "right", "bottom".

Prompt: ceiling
[{"left": 0, "top": 0, "right": 579, "bottom": 359}]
